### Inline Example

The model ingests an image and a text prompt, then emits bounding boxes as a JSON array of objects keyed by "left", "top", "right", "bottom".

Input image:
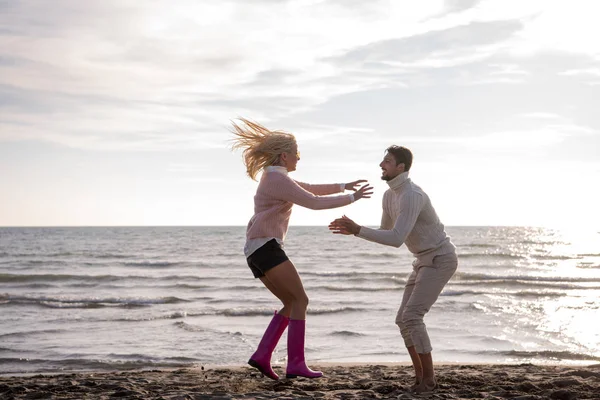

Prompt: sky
[{"left": 1, "top": 0, "right": 599, "bottom": 228}]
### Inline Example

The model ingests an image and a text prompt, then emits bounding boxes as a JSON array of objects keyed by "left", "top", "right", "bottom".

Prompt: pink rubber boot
[
  {"left": 285, "top": 319, "right": 323, "bottom": 379},
  {"left": 248, "top": 311, "right": 289, "bottom": 380}
]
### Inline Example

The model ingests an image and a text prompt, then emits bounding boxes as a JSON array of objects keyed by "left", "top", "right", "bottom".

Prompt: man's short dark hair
[{"left": 386, "top": 145, "right": 413, "bottom": 171}]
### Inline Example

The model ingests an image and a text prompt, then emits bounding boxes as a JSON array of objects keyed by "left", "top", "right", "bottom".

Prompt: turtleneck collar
[
  {"left": 264, "top": 166, "right": 288, "bottom": 175},
  {"left": 387, "top": 171, "right": 410, "bottom": 190}
]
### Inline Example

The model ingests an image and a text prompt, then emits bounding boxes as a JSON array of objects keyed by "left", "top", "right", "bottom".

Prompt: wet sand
[{"left": 1, "top": 363, "right": 600, "bottom": 399}]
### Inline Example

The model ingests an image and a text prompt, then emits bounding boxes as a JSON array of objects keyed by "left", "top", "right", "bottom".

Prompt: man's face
[{"left": 379, "top": 152, "right": 404, "bottom": 181}]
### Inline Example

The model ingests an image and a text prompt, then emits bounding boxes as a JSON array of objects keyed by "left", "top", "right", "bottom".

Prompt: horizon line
[{"left": 0, "top": 224, "right": 570, "bottom": 229}]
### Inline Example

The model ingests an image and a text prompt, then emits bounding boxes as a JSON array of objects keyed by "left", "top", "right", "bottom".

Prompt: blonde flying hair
[{"left": 230, "top": 118, "right": 297, "bottom": 180}]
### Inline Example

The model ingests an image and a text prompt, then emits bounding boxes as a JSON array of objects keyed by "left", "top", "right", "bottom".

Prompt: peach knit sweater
[{"left": 246, "top": 167, "right": 353, "bottom": 243}]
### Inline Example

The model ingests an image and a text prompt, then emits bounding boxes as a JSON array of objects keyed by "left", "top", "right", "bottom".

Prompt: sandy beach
[{"left": 1, "top": 363, "right": 599, "bottom": 399}]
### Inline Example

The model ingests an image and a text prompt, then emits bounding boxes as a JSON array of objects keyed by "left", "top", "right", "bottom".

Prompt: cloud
[
  {"left": 559, "top": 68, "right": 600, "bottom": 84},
  {"left": 0, "top": 1, "right": 441, "bottom": 150},
  {"left": 331, "top": 21, "right": 523, "bottom": 68},
  {"left": 440, "top": 0, "right": 482, "bottom": 15},
  {"left": 562, "top": 68, "right": 600, "bottom": 76},
  {"left": 1, "top": 0, "right": 599, "bottom": 154},
  {"left": 519, "top": 112, "right": 563, "bottom": 120},
  {"left": 507, "top": 0, "right": 600, "bottom": 57}
]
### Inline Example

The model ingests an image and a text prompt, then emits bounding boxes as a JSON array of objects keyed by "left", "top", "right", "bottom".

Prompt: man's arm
[
  {"left": 358, "top": 191, "right": 424, "bottom": 247},
  {"left": 329, "top": 191, "right": 424, "bottom": 247}
]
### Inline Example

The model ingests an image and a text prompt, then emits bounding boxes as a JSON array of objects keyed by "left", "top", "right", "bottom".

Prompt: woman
[{"left": 231, "top": 118, "right": 373, "bottom": 380}]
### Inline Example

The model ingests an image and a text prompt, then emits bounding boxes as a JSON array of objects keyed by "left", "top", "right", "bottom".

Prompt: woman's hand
[
  {"left": 345, "top": 179, "right": 368, "bottom": 191},
  {"left": 328, "top": 215, "right": 361, "bottom": 235},
  {"left": 353, "top": 183, "right": 373, "bottom": 200}
]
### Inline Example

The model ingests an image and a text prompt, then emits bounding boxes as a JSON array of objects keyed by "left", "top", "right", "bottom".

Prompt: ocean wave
[
  {"left": 0, "top": 251, "right": 138, "bottom": 259},
  {"left": 0, "top": 252, "right": 75, "bottom": 257},
  {"left": 225, "top": 285, "right": 264, "bottom": 291},
  {"left": 109, "top": 311, "right": 190, "bottom": 322},
  {"left": 351, "top": 252, "right": 398, "bottom": 259},
  {"left": 167, "top": 311, "right": 188, "bottom": 319},
  {"left": 389, "top": 277, "right": 409, "bottom": 284},
  {"left": 308, "top": 306, "right": 368, "bottom": 315},
  {"left": 69, "top": 282, "right": 114, "bottom": 288},
  {"left": 0, "top": 294, "right": 189, "bottom": 309},
  {"left": 71, "top": 283, "right": 215, "bottom": 291},
  {"left": 0, "top": 357, "right": 196, "bottom": 374},
  {"left": 324, "top": 275, "right": 408, "bottom": 284},
  {"left": 93, "top": 254, "right": 134, "bottom": 259},
  {"left": 452, "top": 272, "right": 600, "bottom": 284},
  {"left": 0, "top": 273, "right": 125, "bottom": 283},
  {"left": 458, "top": 243, "right": 498, "bottom": 248},
  {"left": 577, "top": 263, "right": 600, "bottom": 269},
  {"left": 107, "top": 307, "right": 347, "bottom": 323},
  {"left": 178, "top": 306, "right": 369, "bottom": 317},
  {"left": 330, "top": 330, "right": 366, "bottom": 337},
  {"left": 312, "top": 285, "right": 399, "bottom": 292},
  {"left": 22, "top": 260, "right": 68, "bottom": 266},
  {"left": 0, "top": 273, "right": 214, "bottom": 283},
  {"left": 174, "top": 321, "right": 206, "bottom": 332},
  {"left": 530, "top": 254, "right": 582, "bottom": 260},
  {"left": 173, "top": 283, "right": 213, "bottom": 289},
  {"left": 496, "top": 350, "right": 600, "bottom": 362},
  {"left": 225, "top": 307, "right": 366, "bottom": 316},
  {"left": 520, "top": 239, "right": 564, "bottom": 245},
  {"left": 450, "top": 278, "right": 600, "bottom": 290},
  {"left": 3, "top": 283, "right": 57, "bottom": 289},
  {"left": 303, "top": 271, "right": 397, "bottom": 278},
  {"left": 358, "top": 350, "right": 403, "bottom": 356},
  {"left": 510, "top": 291, "right": 564, "bottom": 298},
  {"left": 458, "top": 253, "right": 525, "bottom": 259},
  {"left": 206, "top": 299, "right": 230, "bottom": 304},
  {"left": 0, "top": 328, "right": 66, "bottom": 339},
  {"left": 122, "top": 261, "right": 183, "bottom": 268},
  {"left": 441, "top": 289, "right": 564, "bottom": 298},
  {"left": 441, "top": 290, "right": 487, "bottom": 296},
  {"left": 218, "top": 308, "right": 276, "bottom": 317}
]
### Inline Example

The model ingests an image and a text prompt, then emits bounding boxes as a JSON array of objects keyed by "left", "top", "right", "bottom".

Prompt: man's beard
[{"left": 381, "top": 173, "right": 391, "bottom": 181}]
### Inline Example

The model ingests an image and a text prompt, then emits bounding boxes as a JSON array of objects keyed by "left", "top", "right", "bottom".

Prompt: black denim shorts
[{"left": 246, "top": 239, "right": 289, "bottom": 278}]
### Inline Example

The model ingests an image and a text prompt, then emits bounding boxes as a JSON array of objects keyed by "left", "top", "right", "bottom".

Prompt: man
[{"left": 328, "top": 145, "right": 457, "bottom": 394}]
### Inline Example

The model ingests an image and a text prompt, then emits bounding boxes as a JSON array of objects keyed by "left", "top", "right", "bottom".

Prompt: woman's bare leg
[
  {"left": 262, "top": 260, "right": 309, "bottom": 320},
  {"left": 259, "top": 276, "right": 292, "bottom": 317},
  {"left": 262, "top": 261, "right": 321, "bottom": 378}
]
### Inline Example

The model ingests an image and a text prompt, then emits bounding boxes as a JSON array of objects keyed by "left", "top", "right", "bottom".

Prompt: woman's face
[{"left": 282, "top": 143, "right": 300, "bottom": 172}]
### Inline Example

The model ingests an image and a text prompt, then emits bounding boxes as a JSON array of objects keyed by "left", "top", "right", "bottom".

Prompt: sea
[{"left": 1, "top": 226, "right": 599, "bottom": 375}]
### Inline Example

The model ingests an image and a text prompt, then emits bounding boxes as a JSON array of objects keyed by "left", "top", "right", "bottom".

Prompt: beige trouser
[{"left": 395, "top": 252, "right": 458, "bottom": 354}]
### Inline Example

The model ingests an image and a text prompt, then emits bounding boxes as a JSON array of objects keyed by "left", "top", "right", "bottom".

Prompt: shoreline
[
  {"left": 2, "top": 363, "right": 600, "bottom": 399},
  {"left": 4, "top": 360, "right": 598, "bottom": 378}
]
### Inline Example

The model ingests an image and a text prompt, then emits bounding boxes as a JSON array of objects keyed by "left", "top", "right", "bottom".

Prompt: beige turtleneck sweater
[{"left": 357, "top": 172, "right": 455, "bottom": 262}]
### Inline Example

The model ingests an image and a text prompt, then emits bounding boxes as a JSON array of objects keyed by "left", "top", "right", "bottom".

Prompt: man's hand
[{"left": 328, "top": 215, "right": 361, "bottom": 235}]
